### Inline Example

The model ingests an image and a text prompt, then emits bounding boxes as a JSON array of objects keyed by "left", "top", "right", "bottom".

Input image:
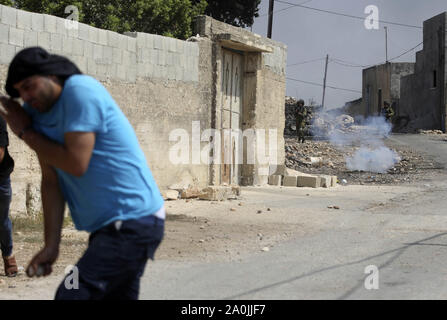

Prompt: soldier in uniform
[
  {"left": 382, "top": 101, "right": 394, "bottom": 123},
  {"left": 295, "top": 99, "right": 307, "bottom": 143}
]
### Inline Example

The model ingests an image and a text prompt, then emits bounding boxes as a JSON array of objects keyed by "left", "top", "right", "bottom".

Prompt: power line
[
  {"left": 328, "top": 41, "right": 423, "bottom": 69},
  {"left": 275, "top": 0, "right": 423, "bottom": 30},
  {"left": 287, "top": 57, "right": 326, "bottom": 67},
  {"left": 388, "top": 41, "right": 423, "bottom": 61},
  {"left": 258, "top": 0, "right": 313, "bottom": 17},
  {"left": 286, "top": 77, "right": 362, "bottom": 93}
]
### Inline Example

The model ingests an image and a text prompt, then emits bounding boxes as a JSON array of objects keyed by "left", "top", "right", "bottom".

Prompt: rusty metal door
[{"left": 221, "top": 49, "right": 242, "bottom": 185}]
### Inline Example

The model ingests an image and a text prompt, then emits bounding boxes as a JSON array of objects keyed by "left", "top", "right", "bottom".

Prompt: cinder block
[
  {"left": 268, "top": 175, "right": 282, "bottom": 186},
  {"left": 55, "top": 17, "right": 67, "bottom": 36},
  {"left": 37, "top": 32, "right": 50, "bottom": 49},
  {"left": 43, "top": 14, "right": 57, "bottom": 33},
  {"left": 83, "top": 40, "right": 93, "bottom": 58},
  {"left": 93, "top": 44, "right": 103, "bottom": 61},
  {"left": 297, "top": 176, "right": 321, "bottom": 188},
  {"left": 175, "top": 65, "right": 183, "bottom": 81},
  {"left": 0, "top": 24, "right": 8, "bottom": 44},
  {"left": 24, "top": 30, "right": 38, "bottom": 47},
  {"left": 331, "top": 176, "right": 337, "bottom": 187},
  {"left": 106, "top": 63, "right": 116, "bottom": 78},
  {"left": 50, "top": 33, "right": 62, "bottom": 52},
  {"left": 66, "top": 26, "right": 79, "bottom": 39},
  {"left": 107, "top": 30, "right": 119, "bottom": 48},
  {"left": 319, "top": 175, "right": 331, "bottom": 188},
  {"left": 78, "top": 23, "right": 89, "bottom": 41},
  {"left": 116, "top": 63, "right": 126, "bottom": 80},
  {"left": 167, "top": 65, "right": 176, "bottom": 80},
  {"left": 87, "top": 59, "right": 97, "bottom": 75},
  {"left": 283, "top": 176, "right": 298, "bottom": 187},
  {"left": 88, "top": 26, "right": 98, "bottom": 43},
  {"left": 9, "top": 27, "right": 23, "bottom": 47},
  {"left": 0, "top": 43, "right": 16, "bottom": 64},
  {"left": 198, "top": 186, "right": 239, "bottom": 201},
  {"left": 117, "top": 34, "right": 127, "bottom": 50},
  {"left": 1, "top": 5, "right": 16, "bottom": 27},
  {"left": 157, "top": 50, "right": 166, "bottom": 65},
  {"left": 127, "top": 37, "right": 136, "bottom": 53},
  {"left": 62, "top": 36, "right": 73, "bottom": 54},
  {"left": 98, "top": 29, "right": 108, "bottom": 46},
  {"left": 145, "top": 34, "right": 154, "bottom": 49},
  {"left": 112, "top": 47, "right": 122, "bottom": 64},
  {"left": 31, "top": 13, "right": 44, "bottom": 31},
  {"left": 103, "top": 46, "right": 113, "bottom": 64},
  {"left": 167, "top": 37, "right": 176, "bottom": 52},
  {"left": 127, "top": 65, "right": 136, "bottom": 82},
  {"left": 72, "top": 56, "right": 87, "bottom": 72},
  {"left": 153, "top": 35, "right": 165, "bottom": 50},
  {"left": 17, "top": 9, "right": 32, "bottom": 30},
  {"left": 72, "top": 38, "right": 83, "bottom": 56}
]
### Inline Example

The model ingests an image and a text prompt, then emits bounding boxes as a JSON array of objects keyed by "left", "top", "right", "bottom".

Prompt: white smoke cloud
[{"left": 311, "top": 109, "right": 400, "bottom": 173}]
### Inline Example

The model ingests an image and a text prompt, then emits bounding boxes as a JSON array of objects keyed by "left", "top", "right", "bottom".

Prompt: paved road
[{"left": 140, "top": 134, "right": 447, "bottom": 300}]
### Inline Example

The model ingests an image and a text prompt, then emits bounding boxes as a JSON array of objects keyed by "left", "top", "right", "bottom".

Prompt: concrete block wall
[
  {"left": 0, "top": 4, "right": 205, "bottom": 216},
  {"left": 127, "top": 32, "right": 199, "bottom": 82},
  {"left": 0, "top": 5, "right": 200, "bottom": 84}
]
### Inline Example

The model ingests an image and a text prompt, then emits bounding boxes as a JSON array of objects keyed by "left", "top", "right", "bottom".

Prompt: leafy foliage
[
  {"left": 12, "top": 0, "right": 208, "bottom": 39},
  {"left": 192, "top": 0, "right": 261, "bottom": 28}
]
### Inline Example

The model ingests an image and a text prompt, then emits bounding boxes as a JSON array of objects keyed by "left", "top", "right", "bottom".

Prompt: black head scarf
[{"left": 5, "top": 47, "right": 82, "bottom": 98}]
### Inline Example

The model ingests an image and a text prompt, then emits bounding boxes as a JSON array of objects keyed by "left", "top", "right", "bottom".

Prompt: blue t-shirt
[{"left": 23, "top": 75, "right": 164, "bottom": 232}]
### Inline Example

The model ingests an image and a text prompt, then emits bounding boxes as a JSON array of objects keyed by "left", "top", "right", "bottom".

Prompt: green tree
[
  {"left": 0, "top": 0, "right": 14, "bottom": 6},
  {"left": 12, "top": 0, "right": 207, "bottom": 39},
  {"left": 192, "top": 0, "right": 261, "bottom": 28}
]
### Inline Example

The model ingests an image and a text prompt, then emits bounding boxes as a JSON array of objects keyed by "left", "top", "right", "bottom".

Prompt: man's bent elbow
[{"left": 71, "top": 164, "right": 88, "bottom": 177}]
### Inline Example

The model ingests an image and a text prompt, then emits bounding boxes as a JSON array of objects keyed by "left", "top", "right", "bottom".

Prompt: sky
[{"left": 249, "top": 0, "right": 447, "bottom": 109}]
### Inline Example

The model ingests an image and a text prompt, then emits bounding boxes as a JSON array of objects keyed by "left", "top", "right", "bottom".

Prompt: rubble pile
[
  {"left": 284, "top": 137, "right": 442, "bottom": 185},
  {"left": 310, "top": 113, "right": 357, "bottom": 138},
  {"left": 418, "top": 129, "right": 444, "bottom": 135}
]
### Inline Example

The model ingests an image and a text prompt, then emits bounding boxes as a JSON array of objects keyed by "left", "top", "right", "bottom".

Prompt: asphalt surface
[{"left": 140, "top": 134, "right": 447, "bottom": 300}]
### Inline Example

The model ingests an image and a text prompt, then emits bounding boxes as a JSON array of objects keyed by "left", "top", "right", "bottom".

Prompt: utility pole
[
  {"left": 267, "top": 0, "right": 274, "bottom": 39},
  {"left": 322, "top": 54, "right": 329, "bottom": 110},
  {"left": 385, "top": 26, "right": 388, "bottom": 63}
]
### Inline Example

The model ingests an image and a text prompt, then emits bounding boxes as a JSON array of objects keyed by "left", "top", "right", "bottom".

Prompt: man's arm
[
  {"left": 0, "top": 146, "right": 4, "bottom": 164},
  {"left": 26, "top": 157, "right": 66, "bottom": 277},
  {"left": 22, "top": 130, "right": 95, "bottom": 177},
  {"left": 0, "top": 97, "right": 95, "bottom": 177}
]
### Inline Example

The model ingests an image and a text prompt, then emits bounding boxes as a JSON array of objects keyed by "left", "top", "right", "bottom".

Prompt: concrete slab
[
  {"left": 331, "top": 176, "right": 338, "bottom": 187},
  {"left": 283, "top": 176, "right": 298, "bottom": 187},
  {"left": 319, "top": 175, "right": 332, "bottom": 188},
  {"left": 297, "top": 176, "right": 321, "bottom": 188},
  {"left": 268, "top": 175, "right": 282, "bottom": 186}
]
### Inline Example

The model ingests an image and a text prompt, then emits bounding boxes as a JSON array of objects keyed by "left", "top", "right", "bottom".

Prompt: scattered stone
[
  {"left": 161, "top": 189, "right": 179, "bottom": 201},
  {"left": 257, "top": 210, "right": 262, "bottom": 214},
  {"left": 261, "top": 247, "right": 270, "bottom": 252},
  {"left": 200, "top": 226, "right": 205, "bottom": 229},
  {"left": 267, "top": 208, "right": 271, "bottom": 211},
  {"left": 230, "top": 208, "right": 236, "bottom": 212},
  {"left": 15, "top": 231, "right": 23, "bottom": 236},
  {"left": 238, "top": 203, "right": 243, "bottom": 206},
  {"left": 199, "top": 239, "right": 204, "bottom": 243}
]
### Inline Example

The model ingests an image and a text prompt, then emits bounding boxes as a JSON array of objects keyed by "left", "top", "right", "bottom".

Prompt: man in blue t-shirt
[{"left": 0, "top": 47, "right": 165, "bottom": 300}]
